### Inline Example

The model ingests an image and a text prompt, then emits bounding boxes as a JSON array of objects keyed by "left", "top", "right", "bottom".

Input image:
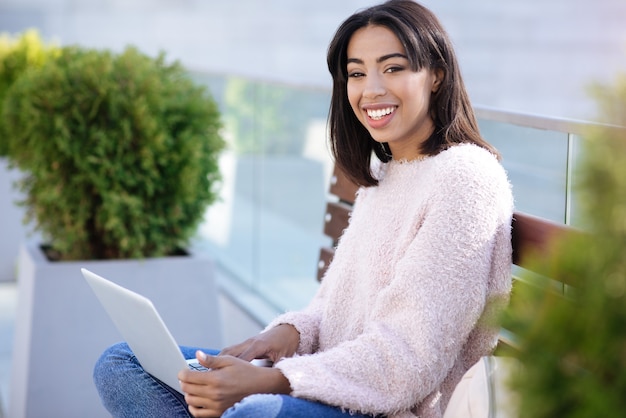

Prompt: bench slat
[
  {"left": 323, "top": 201, "right": 352, "bottom": 244},
  {"left": 329, "top": 165, "right": 358, "bottom": 204},
  {"left": 317, "top": 247, "right": 334, "bottom": 282},
  {"left": 512, "top": 212, "right": 579, "bottom": 286}
]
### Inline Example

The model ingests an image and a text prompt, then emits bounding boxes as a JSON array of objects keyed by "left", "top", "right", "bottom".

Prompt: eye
[
  {"left": 385, "top": 65, "right": 405, "bottom": 74},
  {"left": 347, "top": 71, "right": 365, "bottom": 79}
]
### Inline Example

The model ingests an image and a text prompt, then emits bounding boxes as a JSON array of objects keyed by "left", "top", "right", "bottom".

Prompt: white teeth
[{"left": 367, "top": 107, "right": 395, "bottom": 120}]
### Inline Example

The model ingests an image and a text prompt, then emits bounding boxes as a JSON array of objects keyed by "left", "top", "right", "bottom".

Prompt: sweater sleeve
[
  {"left": 273, "top": 151, "right": 513, "bottom": 415},
  {"left": 263, "top": 285, "right": 326, "bottom": 355}
]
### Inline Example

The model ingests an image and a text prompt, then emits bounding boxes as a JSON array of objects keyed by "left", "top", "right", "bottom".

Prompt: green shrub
[
  {"left": 2, "top": 45, "right": 225, "bottom": 260},
  {"left": 0, "top": 29, "right": 59, "bottom": 156},
  {"left": 502, "top": 74, "right": 626, "bottom": 417}
]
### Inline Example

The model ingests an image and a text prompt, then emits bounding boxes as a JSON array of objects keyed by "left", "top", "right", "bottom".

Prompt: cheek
[
  {"left": 346, "top": 83, "right": 362, "bottom": 117},
  {"left": 404, "top": 81, "right": 432, "bottom": 112}
]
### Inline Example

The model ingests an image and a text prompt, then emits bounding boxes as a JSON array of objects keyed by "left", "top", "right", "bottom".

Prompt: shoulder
[
  {"left": 364, "top": 144, "right": 510, "bottom": 200},
  {"left": 438, "top": 143, "right": 500, "bottom": 168},
  {"left": 435, "top": 144, "right": 508, "bottom": 184},
  {"left": 429, "top": 144, "right": 512, "bottom": 209}
]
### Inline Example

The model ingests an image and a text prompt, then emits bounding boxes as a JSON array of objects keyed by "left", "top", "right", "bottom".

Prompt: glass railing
[
  {"left": 189, "top": 71, "right": 609, "bottom": 316},
  {"left": 189, "top": 72, "right": 333, "bottom": 315},
  {"left": 476, "top": 106, "right": 599, "bottom": 227}
]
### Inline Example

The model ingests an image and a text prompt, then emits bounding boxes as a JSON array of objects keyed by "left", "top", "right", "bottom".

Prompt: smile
[{"left": 366, "top": 107, "right": 396, "bottom": 120}]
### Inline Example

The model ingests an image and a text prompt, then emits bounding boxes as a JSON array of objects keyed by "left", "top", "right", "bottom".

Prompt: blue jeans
[{"left": 93, "top": 342, "right": 379, "bottom": 418}]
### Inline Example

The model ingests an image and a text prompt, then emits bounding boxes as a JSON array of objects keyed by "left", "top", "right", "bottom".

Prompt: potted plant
[
  {"left": 0, "top": 29, "right": 58, "bottom": 282},
  {"left": 3, "top": 45, "right": 226, "bottom": 417}
]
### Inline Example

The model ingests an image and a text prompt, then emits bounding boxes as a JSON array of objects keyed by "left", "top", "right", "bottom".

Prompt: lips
[{"left": 363, "top": 105, "right": 397, "bottom": 129}]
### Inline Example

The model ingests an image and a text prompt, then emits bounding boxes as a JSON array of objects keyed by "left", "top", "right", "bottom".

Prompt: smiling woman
[
  {"left": 346, "top": 25, "right": 442, "bottom": 160},
  {"left": 93, "top": 2, "right": 513, "bottom": 418},
  {"left": 327, "top": 0, "right": 499, "bottom": 188}
]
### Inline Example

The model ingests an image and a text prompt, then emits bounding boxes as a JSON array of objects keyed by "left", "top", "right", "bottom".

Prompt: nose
[{"left": 363, "top": 73, "right": 386, "bottom": 99}]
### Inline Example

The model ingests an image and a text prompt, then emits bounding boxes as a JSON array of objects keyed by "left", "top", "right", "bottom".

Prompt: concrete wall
[{"left": 0, "top": 0, "right": 625, "bottom": 122}]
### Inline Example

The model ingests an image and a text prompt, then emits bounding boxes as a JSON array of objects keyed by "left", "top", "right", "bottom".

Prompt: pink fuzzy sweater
[{"left": 266, "top": 144, "right": 514, "bottom": 418}]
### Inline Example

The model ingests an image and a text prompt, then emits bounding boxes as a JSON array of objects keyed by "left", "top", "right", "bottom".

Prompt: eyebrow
[{"left": 347, "top": 53, "right": 408, "bottom": 65}]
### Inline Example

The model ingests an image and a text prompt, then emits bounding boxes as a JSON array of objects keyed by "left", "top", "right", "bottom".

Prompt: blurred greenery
[
  {"left": 2, "top": 45, "right": 225, "bottom": 260},
  {"left": 0, "top": 29, "right": 59, "bottom": 156},
  {"left": 502, "top": 73, "right": 626, "bottom": 417}
]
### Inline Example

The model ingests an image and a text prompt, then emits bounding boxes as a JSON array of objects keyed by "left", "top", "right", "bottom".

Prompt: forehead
[{"left": 346, "top": 25, "right": 406, "bottom": 60}]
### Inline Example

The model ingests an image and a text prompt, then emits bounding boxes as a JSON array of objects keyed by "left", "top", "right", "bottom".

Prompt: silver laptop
[{"left": 81, "top": 268, "right": 269, "bottom": 394}]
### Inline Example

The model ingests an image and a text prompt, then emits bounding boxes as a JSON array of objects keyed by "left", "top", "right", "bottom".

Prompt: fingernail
[{"left": 197, "top": 350, "right": 207, "bottom": 361}]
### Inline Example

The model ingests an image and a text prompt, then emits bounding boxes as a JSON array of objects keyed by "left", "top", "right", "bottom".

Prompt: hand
[
  {"left": 178, "top": 351, "right": 291, "bottom": 417},
  {"left": 219, "top": 324, "right": 300, "bottom": 363}
]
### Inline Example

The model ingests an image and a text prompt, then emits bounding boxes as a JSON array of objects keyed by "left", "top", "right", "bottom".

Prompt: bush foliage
[
  {"left": 2, "top": 46, "right": 225, "bottom": 260},
  {"left": 502, "top": 75, "right": 626, "bottom": 417},
  {"left": 0, "top": 29, "right": 59, "bottom": 156}
]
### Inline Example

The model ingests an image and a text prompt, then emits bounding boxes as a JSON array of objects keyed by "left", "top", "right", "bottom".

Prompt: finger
[
  {"left": 218, "top": 340, "right": 249, "bottom": 357},
  {"left": 197, "top": 351, "right": 219, "bottom": 369},
  {"left": 236, "top": 341, "right": 273, "bottom": 362},
  {"left": 179, "top": 376, "right": 204, "bottom": 394},
  {"left": 178, "top": 366, "right": 216, "bottom": 387},
  {"left": 195, "top": 350, "right": 209, "bottom": 365},
  {"left": 186, "top": 392, "right": 227, "bottom": 418},
  {"left": 187, "top": 403, "right": 220, "bottom": 418},
  {"left": 179, "top": 369, "right": 211, "bottom": 386},
  {"left": 220, "top": 339, "right": 268, "bottom": 361},
  {"left": 217, "top": 346, "right": 239, "bottom": 357},
  {"left": 233, "top": 348, "right": 258, "bottom": 362},
  {"left": 197, "top": 351, "right": 241, "bottom": 370}
]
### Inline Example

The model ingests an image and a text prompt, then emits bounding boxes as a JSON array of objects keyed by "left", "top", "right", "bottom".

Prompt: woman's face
[{"left": 346, "top": 25, "right": 442, "bottom": 160}]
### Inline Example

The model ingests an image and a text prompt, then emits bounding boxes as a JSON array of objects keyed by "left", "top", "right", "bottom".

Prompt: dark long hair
[{"left": 327, "top": 0, "right": 499, "bottom": 187}]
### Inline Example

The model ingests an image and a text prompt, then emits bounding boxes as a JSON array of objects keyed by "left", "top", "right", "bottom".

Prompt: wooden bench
[{"left": 316, "top": 164, "right": 579, "bottom": 351}]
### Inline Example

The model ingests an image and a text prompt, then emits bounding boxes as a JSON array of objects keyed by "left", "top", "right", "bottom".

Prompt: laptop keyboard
[{"left": 187, "top": 362, "right": 209, "bottom": 371}]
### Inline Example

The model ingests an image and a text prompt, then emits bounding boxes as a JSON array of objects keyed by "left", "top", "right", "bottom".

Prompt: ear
[{"left": 431, "top": 68, "right": 444, "bottom": 93}]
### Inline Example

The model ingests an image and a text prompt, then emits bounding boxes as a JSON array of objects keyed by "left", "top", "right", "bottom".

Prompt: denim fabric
[
  {"left": 93, "top": 342, "right": 209, "bottom": 418},
  {"left": 93, "top": 342, "right": 377, "bottom": 418},
  {"left": 222, "top": 393, "right": 378, "bottom": 418}
]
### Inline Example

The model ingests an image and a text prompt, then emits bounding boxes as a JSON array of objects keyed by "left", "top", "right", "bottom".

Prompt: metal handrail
[{"left": 474, "top": 104, "right": 623, "bottom": 136}]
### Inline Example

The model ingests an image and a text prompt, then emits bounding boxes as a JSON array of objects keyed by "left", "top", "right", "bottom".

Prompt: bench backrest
[{"left": 317, "top": 164, "right": 578, "bottom": 350}]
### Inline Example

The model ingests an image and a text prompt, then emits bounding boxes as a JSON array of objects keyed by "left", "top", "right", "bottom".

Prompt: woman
[{"left": 93, "top": 1, "right": 513, "bottom": 417}]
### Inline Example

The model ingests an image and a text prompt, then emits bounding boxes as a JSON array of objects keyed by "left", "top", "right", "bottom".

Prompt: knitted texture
[{"left": 266, "top": 144, "right": 513, "bottom": 418}]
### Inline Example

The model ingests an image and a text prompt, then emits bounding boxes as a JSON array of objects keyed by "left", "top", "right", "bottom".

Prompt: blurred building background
[{"left": 1, "top": 0, "right": 625, "bottom": 122}]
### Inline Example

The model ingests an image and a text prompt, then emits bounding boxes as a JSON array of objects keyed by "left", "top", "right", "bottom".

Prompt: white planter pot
[
  {"left": 9, "top": 242, "right": 223, "bottom": 418},
  {"left": 0, "top": 158, "right": 33, "bottom": 282}
]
